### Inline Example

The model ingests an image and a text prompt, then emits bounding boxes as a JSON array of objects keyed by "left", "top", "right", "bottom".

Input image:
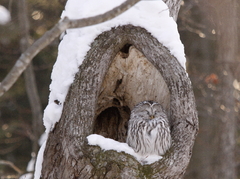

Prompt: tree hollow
[
  {"left": 94, "top": 46, "right": 170, "bottom": 142},
  {"left": 41, "top": 25, "right": 198, "bottom": 179}
]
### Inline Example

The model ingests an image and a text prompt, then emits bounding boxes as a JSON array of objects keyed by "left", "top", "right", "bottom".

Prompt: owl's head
[{"left": 131, "top": 101, "right": 167, "bottom": 120}]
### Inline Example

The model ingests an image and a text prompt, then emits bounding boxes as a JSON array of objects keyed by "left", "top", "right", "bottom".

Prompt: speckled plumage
[{"left": 126, "top": 101, "right": 171, "bottom": 156}]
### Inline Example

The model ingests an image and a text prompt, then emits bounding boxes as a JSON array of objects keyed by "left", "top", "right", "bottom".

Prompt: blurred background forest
[{"left": 0, "top": 0, "right": 239, "bottom": 178}]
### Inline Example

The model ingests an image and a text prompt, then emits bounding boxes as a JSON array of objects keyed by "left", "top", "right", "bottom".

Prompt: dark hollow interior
[
  {"left": 119, "top": 43, "right": 132, "bottom": 58},
  {"left": 93, "top": 105, "right": 131, "bottom": 142}
]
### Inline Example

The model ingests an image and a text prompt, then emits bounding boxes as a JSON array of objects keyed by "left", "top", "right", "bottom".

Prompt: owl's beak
[{"left": 150, "top": 115, "right": 155, "bottom": 119}]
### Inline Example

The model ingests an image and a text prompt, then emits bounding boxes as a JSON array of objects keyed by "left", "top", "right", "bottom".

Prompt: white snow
[
  {"left": 87, "top": 134, "right": 162, "bottom": 164},
  {"left": 27, "top": 157, "right": 36, "bottom": 172},
  {"left": 19, "top": 157, "right": 36, "bottom": 179},
  {"left": 38, "top": 132, "right": 47, "bottom": 146},
  {"left": 19, "top": 173, "right": 33, "bottom": 179},
  {"left": 34, "top": 141, "right": 46, "bottom": 179},
  {"left": 0, "top": 5, "right": 11, "bottom": 25}
]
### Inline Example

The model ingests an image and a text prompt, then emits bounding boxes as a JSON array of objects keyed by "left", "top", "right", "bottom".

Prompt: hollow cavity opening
[
  {"left": 94, "top": 45, "right": 170, "bottom": 142},
  {"left": 93, "top": 105, "right": 130, "bottom": 142}
]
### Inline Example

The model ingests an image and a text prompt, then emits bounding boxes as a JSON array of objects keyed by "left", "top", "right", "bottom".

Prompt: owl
[{"left": 126, "top": 101, "right": 171, "bottom": 157}]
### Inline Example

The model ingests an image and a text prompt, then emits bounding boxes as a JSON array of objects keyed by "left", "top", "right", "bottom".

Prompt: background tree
[
  {"left": 18, "top": 0, "right": 44, "bottom": 157},
  {"left": 0, "top": 0, "right": 63, "bottom": 177},
  {"left": 178, "top": 0, "right": 239, "bottom": 178}
]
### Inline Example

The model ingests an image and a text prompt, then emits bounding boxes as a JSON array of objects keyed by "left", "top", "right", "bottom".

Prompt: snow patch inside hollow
[{"left": 87, "top": 134, "right": 163, "bottom": 165}]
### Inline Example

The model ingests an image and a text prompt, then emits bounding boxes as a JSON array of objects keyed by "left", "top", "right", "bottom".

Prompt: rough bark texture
[
  {"left": 163, "top": 0, "right": 182, "bottom": 21},
  {"left": 41, "top": 25, "right": 198, "bottom": 179}
]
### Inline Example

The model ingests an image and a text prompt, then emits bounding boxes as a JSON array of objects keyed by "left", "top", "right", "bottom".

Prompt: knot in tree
[{"left": 41, "top": 24, "right": 198, "bottom": 179}]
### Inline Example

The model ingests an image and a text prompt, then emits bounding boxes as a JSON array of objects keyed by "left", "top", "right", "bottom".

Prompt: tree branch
[
  {"left": 0, "top": 160, "right": 23, "bottom": 174},
  {"left": 0, "top": 0, "right": 140, "bottom": 97}
]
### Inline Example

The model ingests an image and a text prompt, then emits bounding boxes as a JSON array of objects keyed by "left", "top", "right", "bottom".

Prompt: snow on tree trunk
[{"left": 41, "top": 25, "right": 198, "bottom": 179}]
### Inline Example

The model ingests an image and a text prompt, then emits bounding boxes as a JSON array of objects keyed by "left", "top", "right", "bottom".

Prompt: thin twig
[
  {"left": 0, "top": 0, "right": 140, "bottom": 97},
  {"left": 0, "top": 160, "right": 23, "bottom": 174}
]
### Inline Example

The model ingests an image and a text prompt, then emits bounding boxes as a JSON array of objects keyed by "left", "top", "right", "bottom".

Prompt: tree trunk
[
  {"left": 41, "top": 25, "right": 198, "bottom": 179},
  {"left": 40, "top": 1, "right": 199, "bottom": 178},
  {"left": 211, "top": 1, "right": 237, "bottom": 176},
  {"left": 18, "top": 0, "right": 44, "bottom": 155},
  {"left": 162, "top": 0, "right": 182, "bottom": 21},
  {"left": 183, "top": 0, "right": 238, "bottom": 178}
]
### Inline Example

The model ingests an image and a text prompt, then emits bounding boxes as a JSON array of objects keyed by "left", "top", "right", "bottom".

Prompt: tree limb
[
  {"left": 0, "top": 0, "right": 140, "bottom": 97},
  {"left": 0, "top": 160, "right": 23, "bottom": 174}
]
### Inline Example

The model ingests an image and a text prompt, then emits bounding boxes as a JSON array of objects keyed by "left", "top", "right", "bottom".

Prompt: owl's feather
[{"left": 126, "top": 101, "right": 171, "bottom": 156}]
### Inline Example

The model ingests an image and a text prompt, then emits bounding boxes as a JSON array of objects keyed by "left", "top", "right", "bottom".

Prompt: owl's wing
[
  {"left": 153, "top": 117, "right": 172, "bottom": 155},
  {"left": 127, "top": 118, "right": 146, "bottom": 153}
]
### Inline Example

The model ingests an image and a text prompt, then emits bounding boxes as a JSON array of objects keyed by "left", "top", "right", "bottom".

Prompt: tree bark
[
  {"left": 41, "top": 25, "right": 198, "bottom": 179},
  {"left": 163, "top": 0, "right": 182, "bottom": 21}
]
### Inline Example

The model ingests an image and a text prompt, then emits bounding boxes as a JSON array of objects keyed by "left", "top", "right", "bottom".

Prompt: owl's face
[{"left": 131, "top": 101, "right": 166, "bottom": 120}]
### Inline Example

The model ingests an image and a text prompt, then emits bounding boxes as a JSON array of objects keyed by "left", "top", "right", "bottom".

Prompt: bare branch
[
  {"left": 0, "top": 0, "right": 140, "bottom": 97},
  {"left": 0, "top": 160, "right": 23, "bottom": 174}
]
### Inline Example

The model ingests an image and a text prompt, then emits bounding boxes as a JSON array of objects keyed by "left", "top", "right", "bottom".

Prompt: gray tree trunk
[
  {"left": 41, "top": 1, "right": 199, "bottom": 178},
  {"left": 183, "top": 0, "right": 238, "bottom": 178},
  {"left": 41, "top": 24, "right": 198, "bottom": 179},
  {"left": 18, "top": 0, "right": 44, "bottom": 155},
  {"left": 211, "top": 1, "right": 237, "bottom": 177}
]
